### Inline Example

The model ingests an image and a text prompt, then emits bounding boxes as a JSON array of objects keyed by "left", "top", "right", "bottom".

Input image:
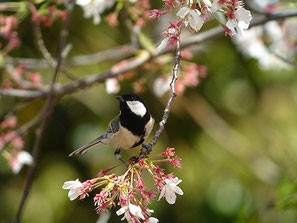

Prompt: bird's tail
[{"left": 69, "top": 134, "right": 108, "bottom": 156}]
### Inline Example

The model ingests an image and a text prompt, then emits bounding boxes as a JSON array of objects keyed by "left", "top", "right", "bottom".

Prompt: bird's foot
[
  {"left": 128, "top": 156, "right": 139, "bottom": 166},
  {"left": 129, "top": 144, "right": 153, "bottom": 165}
]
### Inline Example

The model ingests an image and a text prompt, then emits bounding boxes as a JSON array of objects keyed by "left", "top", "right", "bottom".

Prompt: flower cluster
[
  {"left": 153, "top": 0, "right": 252, "bottom": 52},
  {"left": 63, "top": 147, "right": 183, "bottom": 223},
  {"left": 0, "top": 116, "right": 33, "bottom": 174},
  {"left": 30, "top": 3, "right": 67, "bottom": 26},
  {"left": 153, "top": 59, "right": 207, "bottom": 97},
  {"left": 76, "top": 0, "right": 115, "bottom": 25},
  {"left": 77, "top": 0, "right": 152, "bottom": 27},
  {"left": 0, "top": 15, "right": 21, "bottom": 54},
  {"left": 2, "top": 63, "right": 43, "bottom": 90}
]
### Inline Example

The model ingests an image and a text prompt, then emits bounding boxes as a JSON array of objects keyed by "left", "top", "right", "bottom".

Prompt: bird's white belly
[{"left": 109, "top": 126, "right": 140, "bottom": 150}]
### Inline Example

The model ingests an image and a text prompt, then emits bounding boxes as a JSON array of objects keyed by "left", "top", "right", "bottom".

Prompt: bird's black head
[
  {"left": 116, "top": 93, "right": 143, "bottom": 103},
  {"left": 116, "top": 93, "right": 147, "bottom": 117}
]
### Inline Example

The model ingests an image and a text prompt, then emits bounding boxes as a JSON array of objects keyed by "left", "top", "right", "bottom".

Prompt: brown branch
[
  {"left": 6, "top": 44, "right": 135, "bottom": 69},
  {"left": 2, "top": 8, "right": 297, "bottom": 100},
  {"left": 13, "top": 1, "right": 75, "bottom": 222}
]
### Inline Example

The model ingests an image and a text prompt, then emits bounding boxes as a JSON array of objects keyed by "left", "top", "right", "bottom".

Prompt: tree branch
[
  {"left": 13, "top": 1, "right": 75, "bottom": 222},
  {"left": 1, "top": 9, "right": 296, "bottom": 100},
  {"left": 6, "top": 44, "right": 135, "bottom": 69},
  {"left": 149, "top": 39, "right": 181, "bottom": 148}
]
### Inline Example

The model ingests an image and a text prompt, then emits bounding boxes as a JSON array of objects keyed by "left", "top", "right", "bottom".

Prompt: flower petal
[
  {"left": 158, "top": 187, "right": 166, "bottom": 200},
  {"left": 173, "top": 185, "right": 184, "bottom": 195},
  {"left": 176, "top": 7, "right": 190, "bottom": 19},
  {"left": 148, "top": 217, "right": 159, "bottom": 223},
  {"left": 116, "top": 206, "right": 128, "bottom": 216},
  {"left": 165, "top": 189, "right": 177, "bottom": 204},
  {"left": 156, "top": 37, "right": 169, "bottom": 54},
  {"left": 235, "top": 8, "right": 252, "bottom": 25}
]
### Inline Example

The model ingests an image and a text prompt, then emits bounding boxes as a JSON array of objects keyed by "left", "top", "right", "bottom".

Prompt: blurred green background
[{"left": 1, "top": 2, "right": 297, "bottom": 223}]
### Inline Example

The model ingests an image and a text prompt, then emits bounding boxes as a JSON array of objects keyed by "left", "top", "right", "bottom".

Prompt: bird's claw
[{"left": 127, "top": 144, "right": 152, "bottom": 166}]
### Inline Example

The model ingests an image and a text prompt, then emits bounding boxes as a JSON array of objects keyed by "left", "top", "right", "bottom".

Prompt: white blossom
[
  {"left": 156, "top": 37, "right": 170, "bottom": 54},
  {"left": 226, "top": 8, "right": 252, "bottom": 37},
  {"left": 210, "top": 0, "right": 221, "bottom": 13},
  {"left": 105, "top": 78, "right": 120, "bottom": 94},
  {"left": 62, "top": 179, "right": 83, "bottom": 201},
  {"left": 158, "top": 177, "right": 184, "bottom": 204},
  {"left": 153, "top": 76, "right": 171, "bottom": 97},
  {"left": 10, "top": 151, "right": 33, "bottom": 174},
  {"left": 116, "top": 203, "right": 145, "bottom": 221},
  {"left": 201, "top": 0, "right": 212, "bottom": 7},
  {"left": 234, "top": 22, "right": 291, "bottom": 70},
  {"left": 76, "top": 0, "right": 115, "bottom": 24},
  {"left": 177, "top": 7, "right": 204, "bottom": 31},
  {"left": 156, "top": 27, "right": 178, "bottom": 54},
  {"left": 147, "top": 217, "right": 159, "bottom": 223},
  {"left": 129, "top": 203, "right": 145, "bottom": 220}
]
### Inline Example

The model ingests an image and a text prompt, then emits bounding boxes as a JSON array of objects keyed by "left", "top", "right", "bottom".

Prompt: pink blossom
[
  {"left": 168, "top": 158, "right": 182, "bottom": 168},
  {"left": 2, "top": 131, "right": 14, "bottom": 142},
  {"left": 28, "top": 73, "right": 42, "bottom": 83},
  {"left": 161, "top": 147, "right": 175, "bottom": 157},
  {"left": 6, "top": 36, "right": 21, "bottom": 52},
  {"left": 58, "top": 10, "right": 67, "bottom": 21},
  {"left": 163, "top": 0, "right": 176, "bottom": 8},
  {"left": 106, "top": 13, "right": 119, "bottom": 26},
  {"left": 80, "top": 179, "right": 97, "bottom": 199},
  {"left": 1, "top": 116, "right": 17, "bottom": 128},
  {"left": 12, "top": 137, "right": 24, "bottom": 149},
  {"left": 150, "top": 9, "right": 167, "bottom": 19},
  {"left": 181, "top": 49, "right": 193, "bottom": 59}
]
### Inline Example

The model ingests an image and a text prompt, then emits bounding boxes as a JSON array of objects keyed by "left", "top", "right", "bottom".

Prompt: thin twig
[
  {"left": 6, "top": 44, "right": 135, "bottom": 69},
  {"left": 149, "top": 40, "right": 181, "bottom": 148},
  {"left": 13, "top": 1, "right": 75, "bottom": 222},
  {"left": 136, "top": 39, "right": 181, "bottom": 160},
  {"left": 1, "top": 9, "right": 297, "bottom": 99}
]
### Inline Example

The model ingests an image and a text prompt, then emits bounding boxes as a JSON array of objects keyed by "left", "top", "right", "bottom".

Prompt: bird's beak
[{"left": 115, "top": 95, "right": 125, "bottom": 102}]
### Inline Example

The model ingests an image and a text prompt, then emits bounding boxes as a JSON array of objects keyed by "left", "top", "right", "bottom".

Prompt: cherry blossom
[
  {"left": 105, "top": 78, "right": 120, "bottom": 94},
  {"left": 62, "top": 179, "right": 84, "bottom": 201},
  {"left": 116, "top": 203, "right": 145, "bottom": 222},
  {"left": 158, "top": 177, "right": 184, "bottom": 204},
  {"left": 9, "top": 151, "right": 33, "bottom": 174},
  {"left": 146, "top": 217, "right": 159, "bottom": 223},
  {"left": 76, "top": 0, "right": 115, "bottom": 24},
  {"left": 176, "top": 7, "right": 204, "bottom": 31},
  {"left": 63, "top": 147, "right": 183, "bottom": 222},
  {"left": 226, "top": 7, "right": 252, "bottom": 37}
]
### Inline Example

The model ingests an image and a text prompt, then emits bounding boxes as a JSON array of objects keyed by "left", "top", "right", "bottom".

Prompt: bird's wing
[
  {"left": 69, "top": 134, "right": 108, "bottom": 156},
  {"left": 145, "top": 116, "right": 155, "bottom": 138},
  {"left": 107, "top": 115, "right": 121, "bottom": 134}
]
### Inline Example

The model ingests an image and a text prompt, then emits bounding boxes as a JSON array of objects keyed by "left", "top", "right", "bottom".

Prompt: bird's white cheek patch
[{"left": 126, "top": 101, "right": 147, "bottom": 117}]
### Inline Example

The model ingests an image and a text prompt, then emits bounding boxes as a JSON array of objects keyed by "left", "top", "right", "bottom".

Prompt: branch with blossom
[
  {"left": 63, "top": 148, "right": 183, "bottom": 223},
  {"left": 0, "top": 0, "right": 296, "bottom": 222},
  {"left": 1, "top": 8, "right": 297, "bottom": 100}
]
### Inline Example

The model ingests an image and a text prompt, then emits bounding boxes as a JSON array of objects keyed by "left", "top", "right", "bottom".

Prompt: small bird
[{"left": 69, "top": 93, "right": 155, "bottom": 166}]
